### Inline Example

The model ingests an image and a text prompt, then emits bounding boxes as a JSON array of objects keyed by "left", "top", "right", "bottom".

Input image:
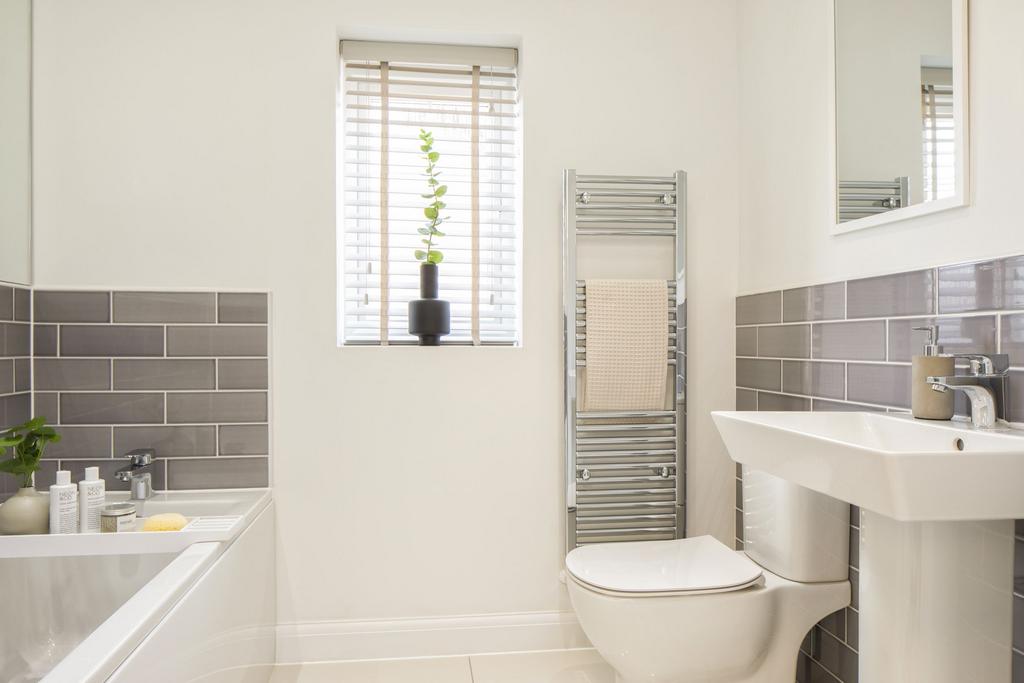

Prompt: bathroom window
[
  {"left": 338, "top": 40, "right": 521, "bottom": 345},
  {"left": 921, "top": 69, "right": 955, "bottom": 202}
]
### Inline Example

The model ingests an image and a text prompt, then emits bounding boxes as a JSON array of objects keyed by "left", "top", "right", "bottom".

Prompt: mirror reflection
[
  {"left": 835, "top": 0, "right": 957, "bottom": 224},
  {"left": 0, "top": 0, "right": 32, "bottom": 285}
]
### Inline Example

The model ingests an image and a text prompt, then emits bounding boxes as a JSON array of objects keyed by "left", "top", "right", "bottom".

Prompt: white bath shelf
[{"left": 0, "top": 488, "right": 270, "bottom": 559}]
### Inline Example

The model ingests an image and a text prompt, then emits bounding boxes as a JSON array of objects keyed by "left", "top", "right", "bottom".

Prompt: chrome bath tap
[
  {"left": 927, "top": 354, "right": 1009, "bottom": 429},
  {"left": 115, "top": 449, "right": 156, "bottom": 501}
]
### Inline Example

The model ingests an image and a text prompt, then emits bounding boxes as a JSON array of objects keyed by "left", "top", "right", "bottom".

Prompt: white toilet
[{"left": 565, "top": 469, "right": 851, "bottom": 683}]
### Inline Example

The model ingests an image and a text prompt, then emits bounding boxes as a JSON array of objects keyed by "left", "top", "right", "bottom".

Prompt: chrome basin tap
[
  {"left": 928, "top": 354, "right": 1009, "bottom": 429},
  {"left": 115, "top": 449, "right": 156, "bottom": 501}
]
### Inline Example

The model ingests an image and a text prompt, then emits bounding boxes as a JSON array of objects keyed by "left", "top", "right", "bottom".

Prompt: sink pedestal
[{"left": 860, "top": 510, "right": 1015, "bottom": 683}]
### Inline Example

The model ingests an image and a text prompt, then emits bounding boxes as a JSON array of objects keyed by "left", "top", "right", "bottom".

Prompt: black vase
[{"left": 408, "top": 263, "right": 450, "bottom": 346}]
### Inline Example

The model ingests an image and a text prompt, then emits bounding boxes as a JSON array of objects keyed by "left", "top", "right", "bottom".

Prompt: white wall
[
  {"left": 0, "top": 0, "right": 32, "bottom": 286},
  {"left": 32, "top": 0, "right": 740, "bottom": 627},
  {"left": 738, "top": 0, "right": 1024, "bottom": 294}
]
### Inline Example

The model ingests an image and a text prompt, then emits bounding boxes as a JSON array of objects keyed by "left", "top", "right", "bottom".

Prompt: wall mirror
[
  {"left": 832, "top": 0, "right": 968, "bottom": 235},
  {"left": 0, "top": 0, "right": 33, "bottom": 285}
]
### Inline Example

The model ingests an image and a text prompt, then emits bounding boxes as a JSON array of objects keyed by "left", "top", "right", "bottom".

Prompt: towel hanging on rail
[{"left": 581, "top": 279, "right": 669, "bottom": 411}]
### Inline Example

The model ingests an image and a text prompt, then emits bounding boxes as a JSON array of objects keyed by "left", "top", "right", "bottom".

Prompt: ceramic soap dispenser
[{"left": 911, "top": 325, "right": 954, "bottom": 420}]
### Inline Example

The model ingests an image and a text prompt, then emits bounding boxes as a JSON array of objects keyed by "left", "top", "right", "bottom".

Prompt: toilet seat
[{"left": 565, "top": 535, "right": 763, "bottom": 597}]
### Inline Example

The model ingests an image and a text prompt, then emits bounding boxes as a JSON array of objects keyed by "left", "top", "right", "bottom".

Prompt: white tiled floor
[{"left": 269, "top": 649, "right": 614, "bottom": 683}]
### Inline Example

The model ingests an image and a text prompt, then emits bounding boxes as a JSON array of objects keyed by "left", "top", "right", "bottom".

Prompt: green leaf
[
  {"left": 417, "top": 227, "right": 431, "bottom": 236},
  {"left": 435, "top": 185, "right": 447, "bottom": 197},
  {"left": 424, "top": 206, "right": 438, "bottom": 220},
  {"left": 414, "top": 249, "right": 427, "bottom": 261},
  {"left": 428, "top": 178, "right": 439, "bottom": 186},
  {"left": 427, "top": 250, "right": 444, "bottom": 264},
  {"left": 427, "top": 151, "right": 439, "bottom": 162},
  {"left": 431, "top": 229, "right": 446, "bottom": 237}
]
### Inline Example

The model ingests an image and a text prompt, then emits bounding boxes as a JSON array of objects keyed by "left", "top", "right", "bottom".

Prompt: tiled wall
[
  {"left": 30, "top": 290, "right": 270, "bottom": 493},
  {"left": 735, "top": 254, "right": 1024, "bottom": 683},
  {"left": 0, "top": 284, "right": 32, "bottom": 497}
]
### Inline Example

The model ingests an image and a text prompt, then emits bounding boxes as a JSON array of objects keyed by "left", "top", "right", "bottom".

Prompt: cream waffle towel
[{"left": 582, "top": 279, "right": 669, "bottom": 411}]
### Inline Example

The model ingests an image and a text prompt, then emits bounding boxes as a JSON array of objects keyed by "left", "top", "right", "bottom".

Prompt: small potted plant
[
  {"left": 0, "top": 417, "right": 61, "bottom": 535},
  {"left": 408, "top": 129, "right": 451, "bottom": 346}
]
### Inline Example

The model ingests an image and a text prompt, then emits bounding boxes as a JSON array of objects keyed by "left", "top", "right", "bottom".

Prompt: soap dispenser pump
[{"left": 911, "top": 325, "right": 954, "bottom": 420}]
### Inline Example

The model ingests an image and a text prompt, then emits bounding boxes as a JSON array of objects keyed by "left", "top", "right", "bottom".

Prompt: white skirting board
[{"left": 275, "top": 610, "right": 590, "bottom": 663}]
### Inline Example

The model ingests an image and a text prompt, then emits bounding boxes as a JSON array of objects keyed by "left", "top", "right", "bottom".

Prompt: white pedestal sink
[{"left": 712, "top": 411, "right": 1022, "bottom": 683}]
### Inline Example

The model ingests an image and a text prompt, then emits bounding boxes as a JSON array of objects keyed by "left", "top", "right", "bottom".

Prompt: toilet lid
[{"left": 565, "top": 535, "right": 763, "bottom": 595}]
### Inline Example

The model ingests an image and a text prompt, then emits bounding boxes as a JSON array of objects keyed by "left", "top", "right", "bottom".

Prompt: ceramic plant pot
[
  {"left": 408, "top": 263, "right": 451, "bottom": 346},
  {"left": 0, "top": 487, "right": 49, "bottom": 535}
]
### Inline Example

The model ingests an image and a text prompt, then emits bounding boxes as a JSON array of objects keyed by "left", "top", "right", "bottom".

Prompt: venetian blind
[
  {"left": 339, "top": 41, "right": 520, "bottom": 345},
  {"left": 922, "top": 81, "right": 955, "bottom": 202}
]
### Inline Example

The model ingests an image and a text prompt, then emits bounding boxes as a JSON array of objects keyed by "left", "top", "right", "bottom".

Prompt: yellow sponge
[{"left": 142, "top": 513, "right": 189, "bottom": 532}]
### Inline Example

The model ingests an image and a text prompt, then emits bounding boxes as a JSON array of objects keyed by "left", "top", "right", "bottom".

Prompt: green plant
[
  {"left": 415, "top": 129, "right": 446, "bottom": 265},
  {"left": 0, "top": 417, "right": 61, "bottom": 488}
]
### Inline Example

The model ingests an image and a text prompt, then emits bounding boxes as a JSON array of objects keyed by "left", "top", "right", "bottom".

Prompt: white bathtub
[{"left": 0, "top": 489, "right": 275, "bottom": 683}]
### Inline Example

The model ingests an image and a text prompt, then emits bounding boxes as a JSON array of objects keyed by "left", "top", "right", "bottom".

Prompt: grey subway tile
[
  {"left": 812, "top": 321, "right": 886, "bottom": 361},
  {"left": 113, "top": 359, "right": 215, "bottom": 390},
  {"left": 1016, "top": 596, "right": 1024, "bottom": 654},
  {"left": 819, "top": 609, "right": 846, "bottom": 641},
  {"left": 847, "top": 269, "right": 934, "bottom": 319},
  {"left": 60, "top": 325, "right": 164, "bottom": 357},
  {"left": 218, "top": 293, "right": 269, "bottom": 323},
  {"left": 113, "top": 425, "right": 217, "bottom": 457},
  {"left": 166, "top": 392, "right": 267, "bottom": 423},
  {"left": 0, "top": 393, "right": 31, "bottom": 429},
  {"left": 849, "top": 525, "right": 859, "bottom": 568},
  {"left": 0, "top": 286, "right": 12, "bottom": 320},
  {"left": 35, "top": 291, "right": 110, "bottom": 323},
  {"left": 735, "top": 508, "right": 743, "bottom": 542},
  {"left": 113, "top": 291, "right": 216, "bottom": 323},
  {"left": 60, "top": 393, "right": 164, "bottom": 425},
  {"left": 1008, "top": 371, "right": 1024, "bottom": 423},
  {"left": 847, "top": 364, "right": 911, "bottom": 408},
  {"left": 736, "top": 291, "right": 781, "bottom": 325},
  {"left": 11, "top": 460, "right": 59, "bottom": 493},
  {"left": 816, "top": 628, "right": 858, "bottom": 682},
  {"left": 1014, "top": 649, "right": 1023, "bottom": 683},
  {"left": 846, "top": 609, "right": 859, "bottom": 651},
  {"left": 783, "top": 282, "right": 845, "bottom": 323},
  {"left": 217, "top": 359, "right": 268, "bottom": 390},
  {"left": 736, "top": 358, "right": 781, "bottom": 391},
  {"left": 34, "top": 359, "right": 111, "bottom": 391},
  {"left": 166, "top": 326, "right": 267, "bottom": 357},
  {"left": 758, "top": 325, "right": 810, "bottom": 358},
  {"left": 783, "top": 361, "right": 845, "bottom": 400},
  {"left": 938, "top": 255, "right": 1024, "bottom": 314},
  {"left": 850, "top": 568, "right": 859, "bottom": 609},
  {"left": 219, "top": 424, "right": 269, "bottom": 455},
  {"left": 14, "top": 358, "right": 29, "bottom": 392},
  {"left": 889, "top": 316, "right": 997, "bottom": 363},
  {"left": 34, "top": 325, "right": 57, "bottom": 356},
  {"left": 1015, "top": 538, "right": 1024, "bottom": 595},
  {"left": 1000, "top": 314, "right": 1024, "bottom": 367},
  {"left": 757, "top": 392, "right": 810, "bottom": 411},
  {"left": 0, "top": 359, "right": 12, "bottom": 394},
  {"left": 13, "top": 288, "right": 30, "bottom": 322},
  {"left": 45, "top": 426, "right": 112, "bottom": 459},
  {"left": 34, "top": 393, "right": 58, "bottom": 423},
  {"left": 736, "top": 327, "right": 757, "bottom": 357},
  {"left": 167, "top": 456, "right": 269, "bottom": 490},
  {"left": 735, "top": 478, "right": 743, "bottom": 511},
  {"left": 736, "top": 388, "right": 757, "bottom": 411},
  {"left": 0, "top": 322, "right": 30, "bottom": 357}
]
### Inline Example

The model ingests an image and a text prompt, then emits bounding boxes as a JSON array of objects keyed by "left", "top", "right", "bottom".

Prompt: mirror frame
[{"left": 829, "top": 0, "right": 970, "bottom": 236}]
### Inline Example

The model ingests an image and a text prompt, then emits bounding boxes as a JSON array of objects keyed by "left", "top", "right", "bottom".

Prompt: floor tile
[
  {"left": 270, "top": 656, "right": 473, "bottom": 683},
  {"left": 470, "top": 649, "right": 615, "bottom": 683}
]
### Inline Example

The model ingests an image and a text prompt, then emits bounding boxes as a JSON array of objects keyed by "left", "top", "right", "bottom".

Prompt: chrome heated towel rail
[{"left": 563, "top": 170, "right": 687, "bottom": 550}]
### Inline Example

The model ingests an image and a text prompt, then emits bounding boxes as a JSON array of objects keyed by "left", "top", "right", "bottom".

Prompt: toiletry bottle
[
  {"left": 49, "top": 470, "right": 79, "bottom": 534},
  {"left": 78, "top": 466, "right": 105, "bottom": 533},
  {"left": 911, "top": 325, "right": 954, "bottom": 420}
]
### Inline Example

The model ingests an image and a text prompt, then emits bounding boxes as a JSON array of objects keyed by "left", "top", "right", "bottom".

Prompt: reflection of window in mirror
[{"left": 921, "top": 66, "right": 954, "bottom": 202}]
